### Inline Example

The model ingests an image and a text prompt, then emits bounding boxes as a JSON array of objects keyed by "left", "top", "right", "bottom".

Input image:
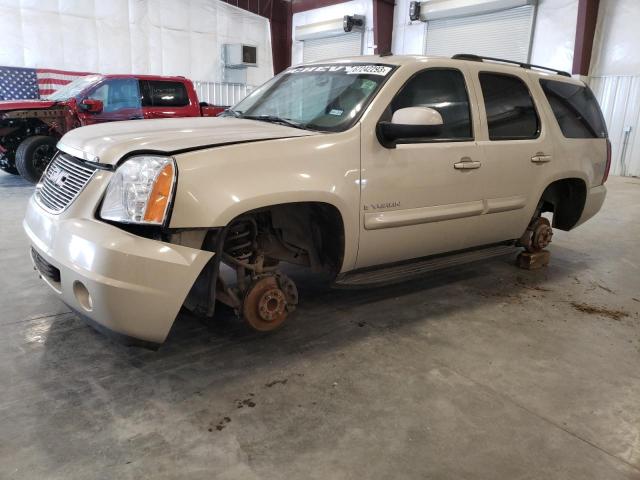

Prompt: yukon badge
[{"left": 364, "top": 201, "right": 401, "bottom": 211}]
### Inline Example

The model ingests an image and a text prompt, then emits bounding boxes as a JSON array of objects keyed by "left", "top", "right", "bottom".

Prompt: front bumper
[{"left": 24, "top": 195, "right": 213, "bottom": 345}]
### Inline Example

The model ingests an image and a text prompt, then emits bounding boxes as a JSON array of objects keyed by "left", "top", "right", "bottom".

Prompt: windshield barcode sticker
[
  {"left": 286, "top": 65, "right": 392, "bottom": 76},
  {"left": 345, "top": 65, "right": 392, "bottom": 76}
]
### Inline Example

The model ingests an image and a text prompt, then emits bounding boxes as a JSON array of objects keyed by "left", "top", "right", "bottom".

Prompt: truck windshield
[
  {"left": 46, "top": 75, "right": 104, "bottom": 101},
  {"left": 229, "top": 64, "right": 395, "bottom": 132}
]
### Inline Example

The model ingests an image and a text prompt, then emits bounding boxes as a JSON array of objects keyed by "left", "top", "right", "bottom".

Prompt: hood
[
  {"left": 57, "top": 116, "right": 319, "bottom": 165},
  {"left": 0, "top": 99, "right": 57, "bottom": 112}
]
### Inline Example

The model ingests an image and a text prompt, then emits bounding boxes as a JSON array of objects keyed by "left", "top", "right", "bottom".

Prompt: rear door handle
[
  {"left": 454, "top": 159, "right": 482, "bottom": 170},
  {"left": 531, "top": 154, "right": 552, "bottom": 163}
]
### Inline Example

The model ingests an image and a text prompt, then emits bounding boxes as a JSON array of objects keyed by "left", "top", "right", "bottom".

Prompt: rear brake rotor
[{"left": 531, "top": 217, "right": 553, "bottom": 251}]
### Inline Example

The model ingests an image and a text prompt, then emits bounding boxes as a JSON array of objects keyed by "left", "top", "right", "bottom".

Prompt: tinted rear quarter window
[
  {"left": 141, "top": 80, "right": 189, "bottom": 107},
  {"left": 539, "top": 80, "right": 607, "bottom": 138},
  {"left": 391, "top": 68, "right": 472, "bottom": 140},
  {"left": 479, "top": 73, "right": 539, "bottom": 140}
]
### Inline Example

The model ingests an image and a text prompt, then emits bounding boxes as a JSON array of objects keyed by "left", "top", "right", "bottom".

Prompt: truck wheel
[{"left": 15, "top": 136, "right": 57, "bottom": 184}]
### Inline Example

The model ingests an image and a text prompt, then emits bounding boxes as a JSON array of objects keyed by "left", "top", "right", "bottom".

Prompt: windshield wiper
[{"left": 241, "top": 114, "right": 309, "bottom": 130}]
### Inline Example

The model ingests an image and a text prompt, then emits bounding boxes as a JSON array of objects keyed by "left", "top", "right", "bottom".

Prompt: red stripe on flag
[{"left": 39, "top": 89, "right": 56, "bottom": 96}]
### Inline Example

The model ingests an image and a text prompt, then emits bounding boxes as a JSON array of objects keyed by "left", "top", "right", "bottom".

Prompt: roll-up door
[
  {"left": 424, "top": 5, "right": 535, "bottom": 63},
  {"left": 302, "top": 32, "right": 363, "bottom": 64}
]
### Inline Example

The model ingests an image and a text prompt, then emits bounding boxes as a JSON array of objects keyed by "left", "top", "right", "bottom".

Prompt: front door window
[
  {"left": 81, "top": 79, "right": 142, "bottom": 123},
  {"left": 389, "top": 68, "right": 473, "bottom": 141}
]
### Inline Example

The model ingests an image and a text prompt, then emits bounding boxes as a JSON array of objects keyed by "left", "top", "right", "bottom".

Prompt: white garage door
[
  {"left": 303, "top": 32, "right": 363, "bottom": 64},
  {"left": 425, "top": 6, "right": 535, "bottom": 63}
]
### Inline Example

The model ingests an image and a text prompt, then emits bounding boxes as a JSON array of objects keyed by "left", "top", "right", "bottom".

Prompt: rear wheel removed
[
  {"left": 516, "top": 215, "right": 554, "bottom": 270},
  {"left": 519, "top": 216, "right": 553, "bottom": 253}
]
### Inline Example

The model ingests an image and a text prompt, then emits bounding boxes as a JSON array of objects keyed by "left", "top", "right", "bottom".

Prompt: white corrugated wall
[
  {"left": 589, "top": 76, "right": 640, "bottom": 177},
  {"left": 0, "top": 0, "right": 274, "bottom": 87},
  {"left": 302, "top": 32, "right": 364, "bottom": 64},
  {"left": 588, "top": 0, "right": 640, "bottom": 177},
  {"left": 193, "top": 81, "right": 253, "bottom": 106}
]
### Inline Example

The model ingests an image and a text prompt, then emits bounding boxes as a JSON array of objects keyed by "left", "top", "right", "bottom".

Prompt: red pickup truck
[{"left": 0, "top": 74, "right": 226, "bottom": 183}]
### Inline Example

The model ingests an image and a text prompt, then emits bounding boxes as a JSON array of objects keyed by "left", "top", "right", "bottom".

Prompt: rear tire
[{"left": 15, "top": 136, "right": 57, "bottom": 184}]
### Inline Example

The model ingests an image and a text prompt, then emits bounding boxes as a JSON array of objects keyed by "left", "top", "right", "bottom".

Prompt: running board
[{"left": 334, "top": 244, "right": 517, "bottom": 287}]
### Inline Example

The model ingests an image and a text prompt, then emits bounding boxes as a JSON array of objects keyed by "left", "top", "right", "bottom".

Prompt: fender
[
  {"left": 531, "top": 171, "right": 589, "bottom": 231},
  {"left": 169, "top": 128, "right": 362, "bottom": 272},
  {"left": 533, "top": 169, "right": 589, "bottom": 206}
]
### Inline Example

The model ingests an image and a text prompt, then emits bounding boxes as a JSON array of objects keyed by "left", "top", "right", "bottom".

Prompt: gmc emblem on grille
[{"left": 47, "top": 165, "right": 68, "bottom": 188}]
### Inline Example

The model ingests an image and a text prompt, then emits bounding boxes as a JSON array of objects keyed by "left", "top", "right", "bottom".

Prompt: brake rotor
[
  {"left": 531, "top": 217, "right": 553, "bottom": 251},
  {"left": 243, "top": 276, "right": 290, "bottom": 332}
]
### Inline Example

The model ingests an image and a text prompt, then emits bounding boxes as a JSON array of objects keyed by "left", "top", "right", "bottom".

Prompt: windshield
[
  {"left": 229, "top": 64, "right": 394, "bottom": 131},
  {"left": 46, "top": 75, "right": 104, "bottom": 101}
]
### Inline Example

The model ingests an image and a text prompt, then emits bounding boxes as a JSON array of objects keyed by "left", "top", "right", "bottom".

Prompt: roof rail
[{"left": 451, "top": 54, "right": 572, "bottom": 78}]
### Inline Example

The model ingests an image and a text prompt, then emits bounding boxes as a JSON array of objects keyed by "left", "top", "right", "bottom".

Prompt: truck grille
[{"left": 35, "top": 152, "right": 97, "bottom": 213}]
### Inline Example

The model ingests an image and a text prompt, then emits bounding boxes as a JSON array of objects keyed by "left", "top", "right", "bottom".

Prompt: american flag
[{"left": 0, "top": 66, "right": 93, "bottom": 101}]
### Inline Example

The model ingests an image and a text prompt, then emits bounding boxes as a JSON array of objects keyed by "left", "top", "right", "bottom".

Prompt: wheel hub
[
  {"left": 258, "top": 288, "right": 286, "bottom": 322},
  {"left": 33, "top": 144, "right": 54, "bottom": 176},
  {"left": 242, "top": 275, "right": 296, "bottom": 332},
  {"left": 531, "top": 217, "right": 553, "bottom": 251}
]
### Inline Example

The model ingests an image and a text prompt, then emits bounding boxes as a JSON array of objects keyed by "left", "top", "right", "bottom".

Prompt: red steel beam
[
  {"left": 291, "top": 0, "right": 348, "bottom": 14},
  {"left": 572, "top": 0, "right": 600, "bottom": 75},
  {"left": 372, "top": 0, "right": 395, "bottom": 54}
]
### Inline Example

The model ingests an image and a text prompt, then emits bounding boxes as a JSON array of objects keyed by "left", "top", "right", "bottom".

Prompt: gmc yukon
[{"left": 23, "top": 55, "right": 610, "bottom": 347}]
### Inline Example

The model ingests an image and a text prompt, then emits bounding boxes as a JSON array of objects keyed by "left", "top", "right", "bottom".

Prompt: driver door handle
[
  {"left": 531, "top": 154, "right": 552, "bottom": 163},
  {"left": 454, "top": 158, "right": 482, "bottom": 170}
]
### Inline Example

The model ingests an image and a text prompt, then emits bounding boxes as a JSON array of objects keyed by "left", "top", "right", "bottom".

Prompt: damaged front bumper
[{"left": 23, "top": 195, "right": 213, "bottom": 346}]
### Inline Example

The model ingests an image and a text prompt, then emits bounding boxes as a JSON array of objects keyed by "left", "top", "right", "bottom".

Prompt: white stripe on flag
[
  {"left": 38, "top": 72, "right": 90, "bottom": 82},
  {"left": 36, "top": 71, "right": 91, "bottom": 96}
]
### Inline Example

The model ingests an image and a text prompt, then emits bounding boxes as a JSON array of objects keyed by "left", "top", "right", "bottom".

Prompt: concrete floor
[{"left": 1, "top": 172, "right": 639, "bottom": 480}]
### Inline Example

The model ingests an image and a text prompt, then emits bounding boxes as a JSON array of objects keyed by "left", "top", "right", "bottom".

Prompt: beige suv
[{"left": 24, "top": 55, "right": 610, "bottom": 347}]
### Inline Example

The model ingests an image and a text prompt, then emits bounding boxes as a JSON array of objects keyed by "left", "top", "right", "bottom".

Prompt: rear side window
[
  {"left": 479, "top": 73, "right": 539, "bottom": 140},
  {"left": 540, "top": 80, "right": 607, "bottom": 138},
  {"left": 140, "top": 80, "right": 189, "bottom": 107},
  {"left": 391, "top": 68, "right": 472, "bottom": 140}
]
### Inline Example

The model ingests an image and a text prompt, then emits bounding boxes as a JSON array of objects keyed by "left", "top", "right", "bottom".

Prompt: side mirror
[
  {"left": 80, "top": 98, "right": 103, "bottom": 114},
  {"left": 377, "top": 107, "right": 444, "bottom": 148}
]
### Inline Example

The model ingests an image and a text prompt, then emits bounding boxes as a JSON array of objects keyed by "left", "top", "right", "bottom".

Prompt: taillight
[{"left": 601, "top": 139, "right": 612, "bottom": 184}]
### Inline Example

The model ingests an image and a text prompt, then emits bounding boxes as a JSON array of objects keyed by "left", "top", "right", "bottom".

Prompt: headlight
[{"left": 100, "top": 156, "right": 176, "bottom": 225}]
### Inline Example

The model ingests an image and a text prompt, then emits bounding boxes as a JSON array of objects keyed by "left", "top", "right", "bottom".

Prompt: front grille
[
  {"left": 31, "top": 248, "right": 61, "bottom": 283},
  {"left": 35, "top": 152, "right": 97, "bottom": 213}
]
